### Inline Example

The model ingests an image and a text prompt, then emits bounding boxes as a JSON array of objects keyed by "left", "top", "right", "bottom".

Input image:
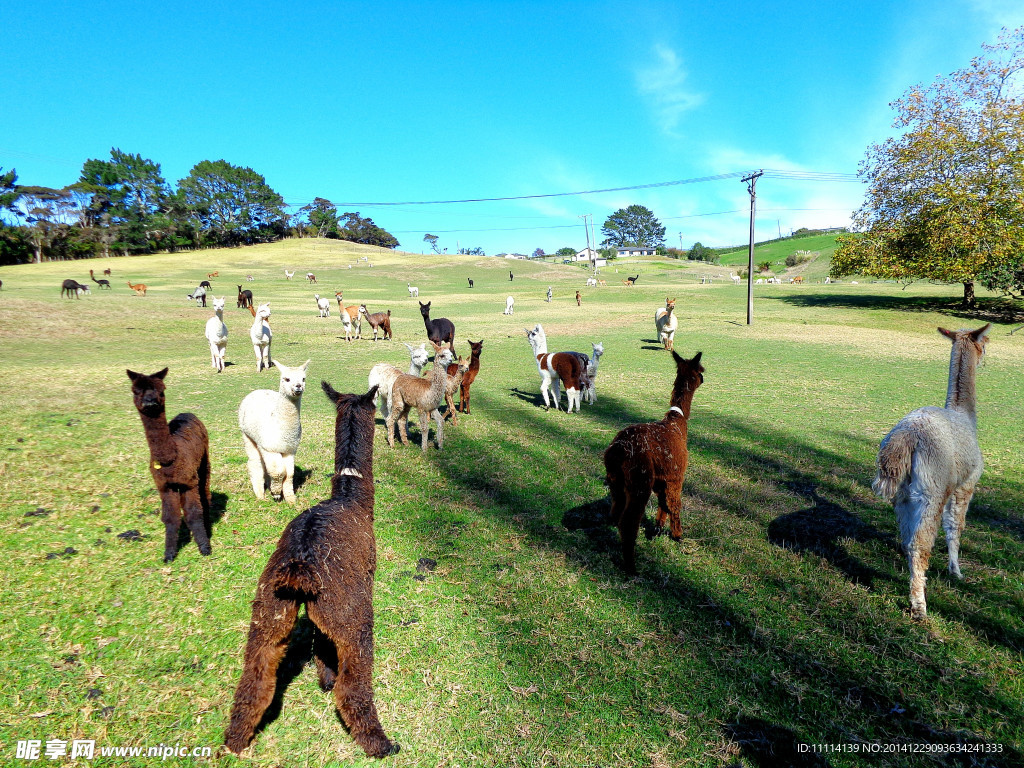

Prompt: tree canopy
[
  {"left": 338, "top": 212, "right": 399, "bottom": 249},
  {"left": 831, "top": 27, "right": 1024, "bottom": 307},
  {"left": 600, "top": 205, "right": 666, "bottom": 247},
  {"left": 177, "top": 160, "right": 288, "bottom": 246}
]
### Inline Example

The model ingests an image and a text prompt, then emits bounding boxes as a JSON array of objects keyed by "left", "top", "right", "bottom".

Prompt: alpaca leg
[
  {"left": 306, "top": 604, "right": 398, "bottom": 758},
  {"left": 182, "top": 487, "right": 212, "bottom": 556},
  {"left": 264, "top": 452, "right": 286, "bottom": 501},
  {"left": 242, "top": 435, "right": 267, "bottom": 499},
  {"left": 397, "top": 408, "right": 411, "bottom": 446},
  {"left": 899, "top": 493, "right": 946, "bottom": 620},
  {"left": 944, "top": 485, "right": 976, "bottom": 579},
  {"left": 460, "top": 383, "right": 470, "bottom": 414},
  {"left": 656, "top": 479, "right": 685, "bottom": 540},
  {"left": 551, "top": 378, "right": 562, "bottom": 410},
  {"left": 431, "top": 408, "right": 444, "bottom": 450},
  {"left": 567, "top": 387, "right": 579, "bottom": 413},
  {"left": 418, "top": 410, "right": 430, "bottom": 452},
  {"left": 281, "top": 453, "right": 296, "bottom": 504},
  {"left": 160, "top": 492, "right": 184, "bottom": 563},
  {"left": 313, "top": 625, "right": 339, "bottom": 691},
  {"left": 384, "top": 409, "right": 397, "bottom": 448},
  {"left": 224, "top": 592, "right": 300, "bottom": 754},
  {"left": 253, "top": 344, "right": 262, "bottom": 373},
  {"left": 444, "top": 390, "right": 458, "bottom": 425},
  {"left": 618, "top": 488, "right": 651, "bottom": 575}
]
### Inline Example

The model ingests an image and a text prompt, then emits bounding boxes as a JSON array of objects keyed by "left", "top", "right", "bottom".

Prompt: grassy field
[{"left": 1, "top": 240, "right": 1022, "bottom": 767}]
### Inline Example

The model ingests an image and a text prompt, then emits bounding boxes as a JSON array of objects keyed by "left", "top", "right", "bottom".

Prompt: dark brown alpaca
[
  {"left": 419, "top": 300, "right": 455, "bottom": 346},
  {"left": 224, "top": 383, "right": 398, "bottom": 759},
  {"left": 127, "top": 368, "right": 212, "bottom": 563},
  {"left": 448, "top": 339, "right": 483, "bottom": 414},
  {"left": 604, "top": 350, "right": 704, "bottom": 573}
]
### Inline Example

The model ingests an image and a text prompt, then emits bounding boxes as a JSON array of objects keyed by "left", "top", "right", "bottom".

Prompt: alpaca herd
[{"left": 113, "top": 258, "right": 999, "bottom": 760}]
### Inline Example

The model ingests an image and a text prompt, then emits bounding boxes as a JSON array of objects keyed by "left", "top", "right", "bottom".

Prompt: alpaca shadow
[
  {"left": 250, "top": 615, "right": 316, "bottom": 741},
  {"left": 174, "top": 491, "right": 230, "bottom": 553},
  {"left": 508, "top": 387, "right": 545, "bottom": 408},
  {"left": 640, "top": 344, "right": 667, "bottom": 351},
  {"left": 561, "top": 496, "right": 666, "bottom": 564},
  {"left": 724, "top": 717, "right": 831, "bottom": 768},
  {"left": 767, "top": 484, "right": 890, "bottom": 587}
]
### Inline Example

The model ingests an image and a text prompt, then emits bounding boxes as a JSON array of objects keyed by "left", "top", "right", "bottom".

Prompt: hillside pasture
[{"left": 0, "top": 240, "right": 1022, "bottom": 767}]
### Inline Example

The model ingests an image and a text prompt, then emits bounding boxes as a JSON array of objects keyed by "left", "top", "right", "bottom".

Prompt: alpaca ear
[
  {"left": 971, "top": 323, "right": 992, "bottom": 342},
  {"left": 127, "top": 369, "right": 141, "bottom": 382},
  {"left": 692, "top": 351, "right": 703, "bottom": 365},
  {"left": 671, "top": 350, "right": 684, "bottom": 366},
  {"left": 321, "top": 380, "right": 342, "bottom": 403},
  {"left": 938, "top": 327, "right": 956, "bottom": 340},
  {"left": 301, "top": 359, "right": 310, "bottom": 371},
  {"left": 153, "top": 368, "right": 169, "bottom": 380},
  {"left": 364, "top": 384, "right": 379, "bottom": 402}
]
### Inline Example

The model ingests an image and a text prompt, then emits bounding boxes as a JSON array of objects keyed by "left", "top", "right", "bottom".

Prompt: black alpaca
[
  {"left": 127, "top": 368, "right": 212, "bottom": 563},
  {"left": 237, "top": 285, "right": 253, "bottom": 308},
  {"left": 224, "top": 383, "right": 398, "bottom": 759},
  {"left": 419, "top": 300, "right": 455, "bottom": 346}
]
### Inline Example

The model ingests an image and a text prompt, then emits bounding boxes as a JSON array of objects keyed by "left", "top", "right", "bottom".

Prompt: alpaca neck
[
  {"left": 329, "top": 413, "right": 374, "bottom": 496},
  {"left": 669, "top": 382, "right": 698, "bottom": 419},
  {"left": 138, "top": 410, "right": 178, "bottom": 466},
  {"left": 945, "top": 342, "right": 980, "bottom": 418}
]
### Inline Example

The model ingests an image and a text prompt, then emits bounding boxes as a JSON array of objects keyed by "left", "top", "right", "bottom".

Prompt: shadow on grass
[
  {"left": 411, "top": 386, "right": 1024, "bottom": 764},
  {"left": 175, "top": 490, "right": 230, "bottom": 553},
  {"left": 765, "top": 291, "right": 1024, "bottom": 325}
]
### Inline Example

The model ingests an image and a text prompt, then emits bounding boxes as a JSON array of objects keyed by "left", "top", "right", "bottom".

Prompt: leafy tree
[
  {"left": 15, "top": 185, "right": 74, "bottom": 262},
  {"left": 600, "top": 204, "right": 666, "bottom": 247},
  {"left": 532, "top": 247, "right": 545, "bottom": 259},
  {"left": 177, "top": 160, "right": 287, "bottom": 246},
  {"left": 458, "top": 246, "right": 484, "bottom": 255},
  {"left": 757, "top": 260, "right": 773, "bottom": 273},
  {"left": 0, "top": 167, "right": 32, "bottom": 265},
  {"left": 598, "top": 246, "right": 618, "bottom": 261},
  {"left": 424, "top": 233, "right": 440, "bottom": 253},
  {"left": 687, "top": 241, "right": 714, "bottom": 262},
  {"left": 299, "top": 198, "right": 339, "bottom": 238},
  {"left": 338, "top": 212, "right": 399, "bottom": 249},
  {"left": 831, "top": 28, "right": 1024, "bottom": 307},
  {"left": 0, "top": 167, "right": 19, "bottom": 218},
  {"left": 555, "top": 246, "right": 577, "bottom": 260}
]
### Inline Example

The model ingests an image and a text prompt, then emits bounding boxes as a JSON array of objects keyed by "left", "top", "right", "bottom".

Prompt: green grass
[{"left": 1, "top": 240, "right": 1023, "bottom": 767}]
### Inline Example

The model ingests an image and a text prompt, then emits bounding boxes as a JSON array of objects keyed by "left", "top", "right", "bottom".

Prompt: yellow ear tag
[{"left": 153, "top": 461, "right": 163, "bottom": 469}]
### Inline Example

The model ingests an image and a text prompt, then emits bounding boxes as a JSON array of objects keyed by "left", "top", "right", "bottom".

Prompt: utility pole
[
  {"left": 742, "top": 170, "right": 763, "bottom": 325},
  {"left": 580, "top": 213, "right": 594, "bottom": 275}
]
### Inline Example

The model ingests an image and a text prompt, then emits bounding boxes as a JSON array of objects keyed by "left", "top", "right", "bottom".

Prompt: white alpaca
[
  {"left": 249, "top": 303, "right": 272, "bottom": 372},
  {"left": 204, "top": 297, "right": 228, "bottom": 372},
  {"left": 655, "top": 298, "right": 678, "bottom": 351},
  {"left": 188, "top": 285, "right": 207, "bottom": 305},
  {"left": 504, "top": 296, "right": 515, "bottom": 315},
  {"left": 314, "top": 294, "right": 331, "bottom": 317},
  {"left": 238, "top": 360, "right": 308, "bottom": 504},
  {"left": 582, "top": 342, "right": 604, "bottom": 404},
  {"left": 284, "top": 269, "right": 295, "bottom": 280},
  {"left": 368, "top": 342, "right": 431, "bottom": 420},
  {"left": 585, "top": 277, "right": 597, "bottom": 287},
  {"left": 730, "top": 273, "right": 741, "bottom": 283},
  {"left": 872, "top": 324, "right": 990, "bottom": 620},
  {"left": 526, "top": 324, "right": 582, "bottom": 413},
  {"left": 408, "top": 283, "right": 419, "bottom": 298}
]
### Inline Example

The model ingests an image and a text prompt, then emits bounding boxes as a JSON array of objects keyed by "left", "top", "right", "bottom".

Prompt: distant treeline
[
  {"left": 662, "top": 227, "right": 847, "bottom": 264},
  {"left": 0, "top": 152, "right": 400, "bottom": 265}
]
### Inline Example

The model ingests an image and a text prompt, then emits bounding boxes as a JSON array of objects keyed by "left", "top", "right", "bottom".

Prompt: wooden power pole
[{"left": 742, "top": 170, "right": 763, "bottom": 325}]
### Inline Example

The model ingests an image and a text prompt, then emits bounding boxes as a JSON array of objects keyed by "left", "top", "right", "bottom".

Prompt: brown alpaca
[
  {"left": 360, "top": 306, "right": 393, "bottom": 341},
  {"left": 449, "top": 339, "right": 483, "bottom": 414},
  {"left": 224, "top": 384, "right": 398, "bottom": 759},
  {"left": 440, "top": 355, "right": 470, "bottom": 425},
  {"left": 127, "top": 368, "right": 212, "bottom": 563},
  {"left": 386, "top": 342, "right": 455, "bottom": 450},
  {"left": 103, "top": 267, "right": 112, "bottom": 276},
  {"left": 604, "top": 350, "right": 704, "bottom": 573},
  {"left": 208, "top": 271, "right": 219, "bottom": 278},
  {"left": 127, "top": 280, "right": 147, "bottom": 295}
]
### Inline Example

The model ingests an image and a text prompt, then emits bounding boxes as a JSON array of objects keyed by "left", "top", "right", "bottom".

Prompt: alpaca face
[
  {"left": 671, "top": 350, "right": 704, "bottom": 392},
  {"left": 419, "top": 300, "right": 431, "bottom": 318},
  {"left": 526, "top": 325, "right": 546, "bottom": 354},
  {"left": 212, "top": 297, "right": 225, "bottom": 312},
  {"left": 592, "top": 342, "right": 604, "bottom": 360},
  {"left": 405, "top": 343, "right": 429, "bottom": 370},
  {"left": 127, "top": 368, "right": 169, "bottom": 416},
  {"left": 274, "top": 360, "right": 309, "bottom": 398}
]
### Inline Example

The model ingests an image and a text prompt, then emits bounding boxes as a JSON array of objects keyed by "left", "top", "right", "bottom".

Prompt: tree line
[{"left": 0, "top": 152, "right": 400, "bottom": 265}]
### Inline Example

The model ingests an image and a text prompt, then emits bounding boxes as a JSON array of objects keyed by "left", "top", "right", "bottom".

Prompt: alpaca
[
  {"left": 188, "top": 285, "right": 208, "bottom": 307},
  {"left": 451, "top": 339, "right": 483, "bottom": 414},
  {"left": 547, "top": 286, "right": 553, "bottom": 302},
  {"left": 307, "top": 272, "right": 317, "bottom": 283},
  {"left": 335, "top": 290, "right": 345, "bottom": 309},
  {"left": 655, "top": 298, "right": 678, "bottom": 351},
  {"left": 126, "top": 368, "right": 212, "bottom": 563},
  {"left": 249, "top": 303, "right": 273, "bottom": 372},
  {"left": 408, "top": 283, "right": 419, "bottom": 298},
  {"left": 503, "top": 296, "right": 515, "bottom": 315},
  {"left": 526, "top": 324, "right": 583, "bottom": 413},
  {"left": 246, "top": 274, "right": 255, "bottom": 282},
  {"left": 360, "top": 306, "right": 392, "bottom": 341},
  {"left": 385, "top": 343, "right": 455, "bottom": 451},
  {"left": 285, "top": 269, "right": 295, "bottom": 280},
  {"left": 581, "top": 342, "right": 604, "bottom": 404},
  {"left": 204, "top": 297, "right": 228, "bottom": 373},
  {"left": 441, "top": 355, "right": 470, "bottom": 425},
  {"left": 103, "top": 267, "right": 112, "bottom": 276},
  {"left": 208, "top": 271, "right": 219, "bottom": 278},
  {"left": 872, "top": 324, "right": 991, "bottom": 620},
  {"left": 368, "top": 343, "right": 431, "bottom": 420},
  {"left": 238, "top": 360, "right": 309, "bottom": 504},
  {"left": 315, "top": 294, "right": 331, "bottom": 318},
  {"left": 237, "top": 285, "right": 253, "bottom": 309},
  {"left": 468, "top": 278, "right": 474, "bottom": 288},
  {"left": 200, "top": 280, "right": 212, "bottom": 290},
  {"left": 341, "top": 303, "right": 363, "bottom": 339},
  {"left": 224, "top": 383, "right": 398, "bottom": 759},
  {"left": 339, "top": 304, "right": 355, "bottom": 341},
  {"left": 624, "top": 275, "right": 639, "bottom": 286},
  {"left": 419, "top": 301, "right": 455, "bottom": 346},
  {"left": 89, "top": 269, "right": 111, "bottom": 289},
  {"left": 576, "top": 290, "right": 581, "bottom": 307},
  {"left": 127, "top": 280, "right": 147, "bottom": 295},
  {"left": 604, "top": 350, "right": 704, "bottom": 573}
]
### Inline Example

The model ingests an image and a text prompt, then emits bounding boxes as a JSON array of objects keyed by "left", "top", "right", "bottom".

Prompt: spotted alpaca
[{"left": 526, "top": 324, "right": 583, "bottom": 413}]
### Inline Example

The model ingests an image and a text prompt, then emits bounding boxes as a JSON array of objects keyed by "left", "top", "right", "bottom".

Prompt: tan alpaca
[
  {"left": 440, "top": 355, "right": 470, "bottom": 425},
  {"left": 385, "top": 343, "right": 455, "bottom": 451},
  {"left": 872, "top": 324, "right": 990, "bottom": 620},
  {"left": 655, "top": 298, "right": 678, "bottom": 351}
]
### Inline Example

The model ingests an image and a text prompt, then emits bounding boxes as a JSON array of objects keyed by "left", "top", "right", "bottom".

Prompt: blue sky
[{"left": 4, "top": 0, "right": 1022, "bottom": 255}]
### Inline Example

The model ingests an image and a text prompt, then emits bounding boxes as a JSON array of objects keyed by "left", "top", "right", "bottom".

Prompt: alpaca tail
[
  {"left": 872, "top": 427, "right": 916, "bottom": 501},
  {"left": 271, "top": 558, "right": 320, "bottom": 595}
]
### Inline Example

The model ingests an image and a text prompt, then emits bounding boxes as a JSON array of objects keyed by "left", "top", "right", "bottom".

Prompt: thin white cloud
[
  {"left": 970, "top": 0, "right": 1024, "bottom": 32},
  {"left": 634, "top": 44, "right": 704, "bottom": 136}
]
